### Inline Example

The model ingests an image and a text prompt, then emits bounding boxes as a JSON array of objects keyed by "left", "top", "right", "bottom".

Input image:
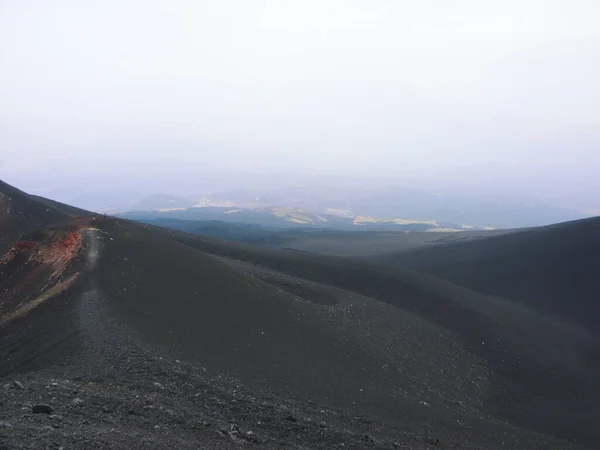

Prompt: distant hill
[
  {"left": 123, "top": 218, "right": 294, "bottom": 245},
  {"left": 127, "top": 217, "right": 514, "bottom": 256},
  {"left": 192, "top": 184, "right": 586, "bottom": 229},
  {"left": 117, "top": 205, "right": 483, "bottom": 232},
  {"left": 128, "top": 193, "right": 196, "bottom": 211},
  {"left": 57, "top": 182, "right": 588, "bottom": 229}
]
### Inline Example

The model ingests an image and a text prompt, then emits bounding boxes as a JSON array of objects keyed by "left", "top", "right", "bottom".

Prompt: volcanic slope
[
  {"left": 372, "top": 216, "right": 600, "bottom": 333},
  {"left": 0, "top": 182, "right": 596, "bottom": 448},
  {"left": 0, "top": 180, "right": 88, "bottom": 255},
  {"left": 169, "top": 230, "right": 600, "bottom": 445}
]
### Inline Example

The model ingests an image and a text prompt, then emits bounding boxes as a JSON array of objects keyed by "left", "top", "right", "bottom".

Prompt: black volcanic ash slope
[
  {"left": 75, "top": 217, "right": 600, "bottom": 446},
  {"left": 91, "top": 218, "right": 488, "bottom": 416},
  {"left": 0, "top": 180, "right": 87, "bottom": 255},
  {"left": 372, "top": 216, "right": 600, "bottom": 333},
  {"left": 3, "top": 217, "right": 565, "bottom": 448},
  {"left": 165, "top": 230, "right": 600, "bottom": 446},
  {"left": 1, "top": 180, "right": 599, "bottom": 448}
]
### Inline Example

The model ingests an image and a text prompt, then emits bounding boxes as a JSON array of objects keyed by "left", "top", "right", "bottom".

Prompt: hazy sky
[{"left": 1, "top": 0, "right": 599, "bottom": 201}]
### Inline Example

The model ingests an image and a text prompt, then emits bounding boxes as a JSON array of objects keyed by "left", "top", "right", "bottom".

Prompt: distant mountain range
[
  {"left": 117, "top": 204, "right": 492, "bottom": 232},
  {"left": 56, "top": 182, "right": 590, "bottom": 229}
]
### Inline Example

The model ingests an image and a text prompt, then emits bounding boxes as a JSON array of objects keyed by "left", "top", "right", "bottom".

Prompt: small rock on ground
[{"left": 32, "top": 404, "right": 55, "bottom": 414}]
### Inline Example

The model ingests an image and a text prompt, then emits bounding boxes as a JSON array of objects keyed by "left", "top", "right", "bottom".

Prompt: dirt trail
[{"left": 82, "top": 227, "right": 101, "bottom": 270}]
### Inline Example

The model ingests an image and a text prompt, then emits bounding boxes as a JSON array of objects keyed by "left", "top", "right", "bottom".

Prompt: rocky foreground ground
[{"left": 1, "top": 346, "right": 453, "bottom": 450}]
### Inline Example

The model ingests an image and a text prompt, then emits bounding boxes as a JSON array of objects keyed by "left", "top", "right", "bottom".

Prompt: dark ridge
[
  {"left": 0, "top": 179, "right": 91, "bottom": 255},
  {"left": 372, "top": 216, "right": 600, "bottom": 333}
]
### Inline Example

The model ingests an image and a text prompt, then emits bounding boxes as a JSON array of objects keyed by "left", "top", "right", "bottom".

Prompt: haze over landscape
[
  {"left": 2, "top": 0, "right": 600, "bottom": 223},
  {"left": 2, "top": 1, "right": 600, "bottom": 449}
]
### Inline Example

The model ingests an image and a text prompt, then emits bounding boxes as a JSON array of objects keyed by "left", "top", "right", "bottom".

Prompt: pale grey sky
[{"left": 1, "top": 0, "right": 599, "bottom": 204}]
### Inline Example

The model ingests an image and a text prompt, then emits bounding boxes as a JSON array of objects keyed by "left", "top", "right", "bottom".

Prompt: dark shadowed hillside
[
  {"left": 169, "top": 230, "right": 600, "bottom": 445},
  {"left": 0, "top": 180, "right": 88, "bottom": 255},
  {"left": 373, "top": 217, "right": 600, "bottom": 333},
  {"left": 119, "top": 217, "right": 514, "bottom": 256}
]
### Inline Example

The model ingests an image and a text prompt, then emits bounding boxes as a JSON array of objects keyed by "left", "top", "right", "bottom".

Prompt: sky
[{"left": 0, "top": 0, "right": 599, "bottom": 207}]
